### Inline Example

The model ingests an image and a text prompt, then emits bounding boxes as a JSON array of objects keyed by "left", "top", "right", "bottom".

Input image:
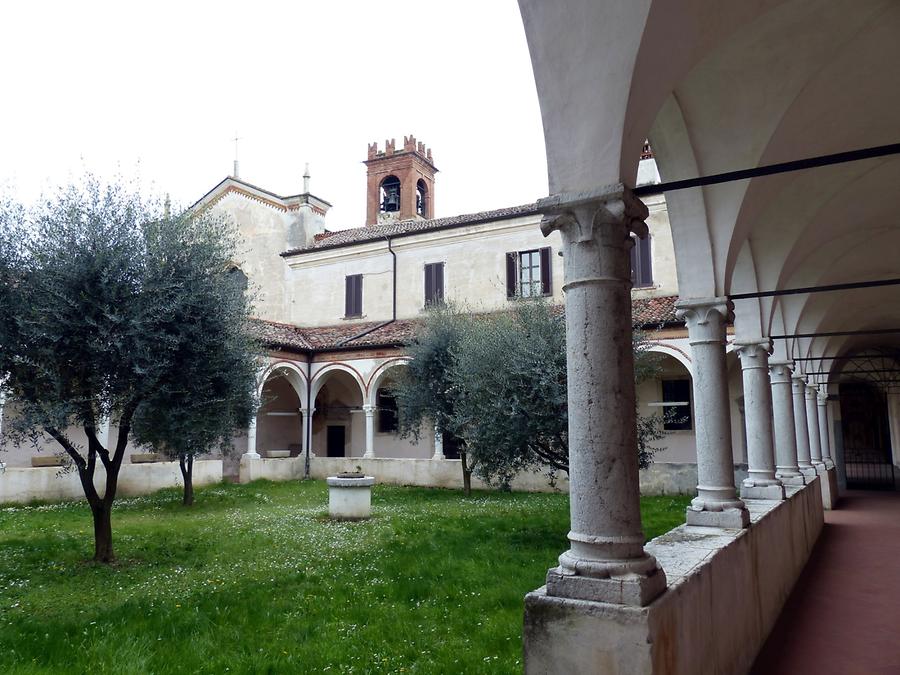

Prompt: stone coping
[{"left": 326, "top": 475, "right": 375, "bottom": 488}]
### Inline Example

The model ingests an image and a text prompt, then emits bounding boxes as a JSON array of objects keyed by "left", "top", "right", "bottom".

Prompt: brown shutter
[
  {"left": 424, "top": 264, "right": 434, "bottom": 305},
  {"left": 540, "top": 247, "right": 552, "bottom": 295},
  {"left": 355, "top": 275, "right": 363, "bottom": 315},
  {"left": 506, "top": 252, "right": 517, "bottom": 298},
  {"left": 435, "top": 263, "right": 444, "bottom": 303},
  {"left": 345, "top": 275, "right": 352, "bottom": 316},
  {"left": 639, "top": 235, "right": 653, "bottom": 286}
]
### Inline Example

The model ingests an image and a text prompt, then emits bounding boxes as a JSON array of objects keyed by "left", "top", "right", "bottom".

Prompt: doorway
[
  {"left": 839, "top": 382, "right": 895, "bottom": 489},
  {"left": 326, "top": 425, "right": 346, "bottom": 458}
]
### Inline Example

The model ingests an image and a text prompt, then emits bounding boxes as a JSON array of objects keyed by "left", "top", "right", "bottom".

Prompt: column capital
[
  {"left": 362, "top": 404, "right": 375, "bottom": 416},
  {"left": 791, "top": 371, "right": 808, "bottom": 393},
  {"left": 805, "top": 383, "right": 819, "bottom": 400},
  {"left": 733, "top": 338, "right": 773, "bottom": 369},
  {"left": 538, "top": 184, "right": 649, "bottom": 243},
  {"left": 675, "top": 297, "right": 734, "bottom": 345},
  {"left": 768, "top": 359, "right": 794, "bottom": 383},
  {"left": 817, "top": 389, "right": 829, "bottom": 405}
]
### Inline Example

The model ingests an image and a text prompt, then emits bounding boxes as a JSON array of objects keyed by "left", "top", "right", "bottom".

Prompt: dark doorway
[
  {"left": 442, "top": 431, "right": 464, "bottom": 460},
  {"left": 839, "top": 382, "right": 895, "bottom": 489},
  {"left": 326, "top": 426, "right": 346, "bottom": 458}
]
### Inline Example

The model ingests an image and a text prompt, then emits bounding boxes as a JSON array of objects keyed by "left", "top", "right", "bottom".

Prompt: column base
[
  {"left": 431, "top": 452, "right": 445, "bottom": 460},
  {"left": 242, "top": 452, "right": 261, "bottom": 460},
  {"left": 686, "top": 505, "right": 750, "bottom": 529},
  {"left": 777, "top": 473, "right": 808, "bottom": 486},
  {"left": 741, "top": 482, "right": 786, "bottom": 500},
  {"left": 362, "top": 452, "right": 375, "bottom": 459},
  {"left": 812, "top": 461, "right": 828, "bottom": 475},
  {"left": 824, "top": 458, "right": 835, "bottom": 470},
  {"left": 546, "top": 560, "right": 667, "bottom": 607},
  {"left": 799, "top": 465, "right": 818, "bottom": 478}
]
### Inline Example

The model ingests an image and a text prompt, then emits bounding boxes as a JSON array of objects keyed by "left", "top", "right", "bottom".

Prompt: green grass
[{"left": 0, "top": 481, "right": 689, "bottom": 674}]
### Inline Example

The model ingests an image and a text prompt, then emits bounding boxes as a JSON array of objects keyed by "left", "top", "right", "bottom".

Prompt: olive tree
[
  {"left": 0, "top": 177, "right": 258, "bottom": 560},
  {"left": 393, "top": 301, "right": 665, "bottom": 492}
]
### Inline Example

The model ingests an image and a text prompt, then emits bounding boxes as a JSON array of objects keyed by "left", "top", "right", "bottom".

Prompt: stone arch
[
  {"left": 366, "top": 358, "right": 412, "bottom": 407},
  {"left": 310, "top": 363, "right": 366, "bottom": 405},
  {"left": 257, "top": 361, "right": 308, "bottom": 408}
]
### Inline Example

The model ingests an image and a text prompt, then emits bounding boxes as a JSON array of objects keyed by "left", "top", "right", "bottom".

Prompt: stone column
[
  {"left": 817, "top": 390, "right": 834, "bottom": 469},
  {"left": 805, "top": 384, "right": 826, "bottom": 473},
  {"left": 791, "top": 373, "right": 816, "bottom": 478},
  {"left": 432, "top": 425, "right": 445, "bottom": 460},
  {"left": 769, "top": 361, "right": 805, "bottom": 485},
  {"left": 675, "top": 298, "right": 750, "bottom": 528},
  {"left": 300, "top": 408, "right": 312, "bottom": 459},
  {"left": 538, "top": 185, "right": 666, "bottom": 606},
  {"left": 363, "top": 404, "right": 375, "bottom": 459},
  {"left": 734, "top": 339, "right": 785, "bottom": 500},
  {"left": 244, "top": 415, "right": 260, "bottom": 459}
]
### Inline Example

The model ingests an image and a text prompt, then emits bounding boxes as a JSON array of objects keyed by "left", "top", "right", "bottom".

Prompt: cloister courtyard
[{"left": 0, "top": 480, "right": 688, "bottom": 673}]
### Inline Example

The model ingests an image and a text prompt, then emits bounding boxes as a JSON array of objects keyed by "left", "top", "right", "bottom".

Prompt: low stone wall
[
  {"left": 0, "top": 460, "right": 223, "bottom": 504},
  {"left": 305, "top": 457, "right": 747, "bottom": 496},
  {"left": 524, "top": 478, "right": 824, "bottom": 674},
  {"left": 239, "top": 455, "right": 305, "bottom": 484}
]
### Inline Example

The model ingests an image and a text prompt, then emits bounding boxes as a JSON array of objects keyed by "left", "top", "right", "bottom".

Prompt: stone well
[{"left": 326, "top": 474, "right": 375, "bottom": 520}]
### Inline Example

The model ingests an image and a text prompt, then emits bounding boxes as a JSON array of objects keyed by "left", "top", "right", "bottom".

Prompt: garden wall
[{"left": 0, "top": 460, "right": 223, "bottom": 504}]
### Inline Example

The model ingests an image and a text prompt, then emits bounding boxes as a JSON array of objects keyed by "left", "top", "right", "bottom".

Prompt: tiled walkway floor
[{"left": 751, "top": 490, "right": 900, "bottom": 675}]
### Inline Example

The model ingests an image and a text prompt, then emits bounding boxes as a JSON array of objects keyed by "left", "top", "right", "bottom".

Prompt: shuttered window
[
  {"left": 345, "top": 274, "right": 362, "bottom": 317},
  {"left": 424, "top": 262, "right": 445, "bottom": 306},
  {"left": 631, "top": 235, "right": 653, "bottom": 287},
  {"left": 506, "top": 247, "right": 552, "bottom": 298}
]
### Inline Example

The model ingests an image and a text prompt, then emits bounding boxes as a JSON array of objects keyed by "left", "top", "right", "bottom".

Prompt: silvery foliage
[
  {"left": 393, "top": 300, "right": 665, "bottom": 489},
  {"left": 0, "top": 176, "right": 260, "bottom": 472}
]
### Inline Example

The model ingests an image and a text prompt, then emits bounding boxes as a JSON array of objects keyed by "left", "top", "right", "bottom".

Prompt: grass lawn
[{"left": 0, "top": 480, "right": 689, "bottom": 674}]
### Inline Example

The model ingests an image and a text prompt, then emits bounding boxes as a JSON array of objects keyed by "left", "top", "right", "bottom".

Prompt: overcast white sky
[{"left": 0, "top": 1, "right": 548, "bottom": 229}]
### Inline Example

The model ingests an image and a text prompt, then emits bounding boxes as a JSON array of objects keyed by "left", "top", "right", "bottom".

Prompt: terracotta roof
[
  {"left": 252, "top": 296, "right": 681, "bottom": 354},
  {"left": 281, "top": 203, "right": 541, "bottom": 256}
]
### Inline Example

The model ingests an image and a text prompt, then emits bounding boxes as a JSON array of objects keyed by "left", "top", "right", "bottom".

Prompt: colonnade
[{"left": 540, "top": 185, "right": 836, "bottom": 608}]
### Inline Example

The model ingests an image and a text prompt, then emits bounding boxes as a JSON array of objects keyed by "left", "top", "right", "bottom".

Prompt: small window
[
  {"left": 662, "top": 379, "right": 692, "bottom": 431},
  {"left": 424, "top": 262, "right": 444, "bottom": 306},
  {"left": 506, "top": 248, "right": 552, "bottom": 299},
  {"left": 376, "top": 389, "right": 398, "bottom": 433},
  {"left": 631, "top": 235, "right": 653, "bottom": 288},
  {"left": 345, "top": 274, "right": 363, "bottom": 318}
]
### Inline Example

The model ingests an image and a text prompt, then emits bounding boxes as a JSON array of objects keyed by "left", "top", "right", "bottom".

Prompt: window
[
  {"left": 345, "top": 274, "right": 362, "bottom": 317},
  {"left": 226, "top": 265, "right": 248, "bottom": 293},
  {"left": 424, "top": 262, "right": 444, "bottom": 306},
  {"left": 376, "top": 389, "right": 398, "bottom": 433},
  {"left": 631, "top": 235, "right": 653, "bottom": 287},
  {"left": 661, "top": 379, "right": 692, "bottom": 431},
  {"left": 506, "top": 247, "right": 552, "bottom": 299}
]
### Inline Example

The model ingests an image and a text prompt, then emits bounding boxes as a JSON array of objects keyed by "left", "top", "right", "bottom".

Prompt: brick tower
[{"left": 364, "top": 135, "right": 437, "bottom": 225}]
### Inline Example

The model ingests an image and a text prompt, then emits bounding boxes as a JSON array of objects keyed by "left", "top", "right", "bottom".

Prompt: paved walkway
[{"left": 751, "top": 490, "right": 900, "bottom": 675}]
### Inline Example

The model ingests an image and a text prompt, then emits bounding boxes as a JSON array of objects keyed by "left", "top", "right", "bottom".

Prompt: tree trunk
[
  {"left": 91, "top": 503, "right": 115, "bottom": 563},
  {"left": 180, "top": 455, "right": 194, "bottom": 506},
  {"left": 461, "top": 450, "right": 472, "bottom": 497}
]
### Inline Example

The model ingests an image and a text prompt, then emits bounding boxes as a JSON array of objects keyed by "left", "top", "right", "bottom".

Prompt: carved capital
[
  {"left": 675, "top": 297, "right": 733, "bottom": 345},
  {"left": 817, "top": 389, "right": 829, "bottom": 406},
  {"left": 805, "top": 384, "right": 820, "bottom": 401},
  {"left": 362, "top": 404, "right": 375, "bottom": 416},
  {"left": 538, "top": 184, "right": 649, "bottom": 244},
  {"left": 733, "top": 338, "right": 773, "bottom": 370},
  {"left": 791, "top": 372, "right": 808, "bottom": 395},
  {"left": 768, "top": 359, "right": 794, "bottom": 384}
]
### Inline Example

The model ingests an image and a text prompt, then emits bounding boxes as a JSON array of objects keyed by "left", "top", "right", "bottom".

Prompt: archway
[
  {"left": 311, "top": 367, "right": 365, "bottom": 458},
  {"left": 256, "top": 372, "right": 303, "bottom": 459}
]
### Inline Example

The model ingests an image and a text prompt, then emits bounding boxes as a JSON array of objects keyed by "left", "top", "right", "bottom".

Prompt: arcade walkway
[{"left": 751, "top": 490, "right": 900, "bottom": 675}]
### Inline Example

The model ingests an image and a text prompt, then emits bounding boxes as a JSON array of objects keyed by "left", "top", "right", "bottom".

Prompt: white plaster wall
[
  {"left": 633, "top": 193, "right": 679, "bottom": 300},
  {"left": 0, "top": 460, "right": 223, "bottom": 504}
]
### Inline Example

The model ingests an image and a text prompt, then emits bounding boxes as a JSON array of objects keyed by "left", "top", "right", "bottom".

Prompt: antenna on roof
[
  {"left": 232, "top": 132, "right": 241, "bottom": 178},
  {"left": 303, "top": 163, "right": 310, "bottom": 193}
]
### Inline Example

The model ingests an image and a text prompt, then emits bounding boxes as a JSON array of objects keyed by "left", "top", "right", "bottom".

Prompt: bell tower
[{"left": 365, "top": 135, "right": 437, "bottom": 225}]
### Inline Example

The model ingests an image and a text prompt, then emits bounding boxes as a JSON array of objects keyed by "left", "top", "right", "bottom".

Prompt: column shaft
[
  {"left": 769, "top": 361, "right": 804, "bottom": 485},
  {"left": 806, "top": 385, "right": 825, "bottom": 473},
  {"left": 363, "top": 405, "right": 375, "bottom": 459},
  {"left": 432, "top": 425, "right": 445, "bottom": 460},
  {"left": 539, "top": 186, "right": 665, "bottom": 606},
  {"left": 735, "top": 339, "right": 784, "bottom": 500},
  {"left": 244, "top": 416, "right": 260, "bottom": 459},
  {"left": 676, "top": 299, "right": 749, "bottom": 527},
  {"left": 817, "top": 391, "right": 834, "bottom": 469},
  {"left": 792, "top": 374, "right": 816, "bottom": 477},
  {"left": 300, "top": 408, "right": 311, "bottom": 459}
]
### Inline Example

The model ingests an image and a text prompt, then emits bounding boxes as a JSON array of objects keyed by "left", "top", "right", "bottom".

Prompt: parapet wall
[{"left": 524, "top": 478, "right": 824, "bottom": 674}]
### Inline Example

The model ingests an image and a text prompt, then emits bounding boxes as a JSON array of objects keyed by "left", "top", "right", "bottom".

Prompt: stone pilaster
[
  {"left": 363, "top": 404, "right": 376, "bottom": 459},
  {"left": 734, "top": 339, "right": 785, "bottom": 500},
  {"left": 675, "top": 298, "right": 749, "bottom": 528},
  {"left": 769, "top": 361, "right": 805, "bottom": 485},
  {"left": 817, "top": 390, "right": 834, "bottom": 469},
  {"left": 538, "top": 184, "right": 666, "bottom": 606}
]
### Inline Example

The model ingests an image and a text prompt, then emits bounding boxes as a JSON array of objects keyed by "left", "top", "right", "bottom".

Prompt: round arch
[
  {"left": 310, "top": 363, "right": 367, "bottom": 405},
  {"left": 257, "top": 361, "right": 308, "bottom": 408},
  {"left": 366, "top": 357, "right": 412, "bottom": 407}
]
